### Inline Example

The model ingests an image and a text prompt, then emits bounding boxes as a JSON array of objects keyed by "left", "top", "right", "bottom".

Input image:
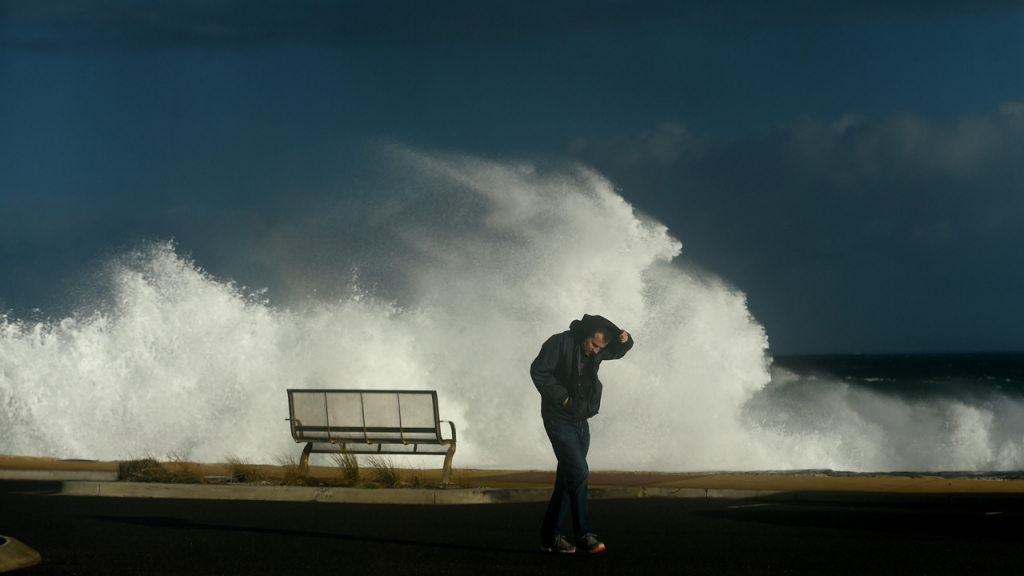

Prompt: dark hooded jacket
[{"left": 530, "top": 314, "right": 635, "bottom": 422}]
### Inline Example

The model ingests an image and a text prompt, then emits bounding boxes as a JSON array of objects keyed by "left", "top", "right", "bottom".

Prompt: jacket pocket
[{"left": 560, "top": 396, "right": 573, "bottom": 414}]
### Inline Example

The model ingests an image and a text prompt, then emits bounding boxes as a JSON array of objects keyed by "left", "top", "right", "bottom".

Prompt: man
[{"left": 530, "top": 314, "right": 634, "bottom": 554}]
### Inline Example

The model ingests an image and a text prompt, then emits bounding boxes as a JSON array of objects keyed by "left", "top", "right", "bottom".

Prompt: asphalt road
[{"left": 2, "top": 480, "right": 1023, "bottom": 575}]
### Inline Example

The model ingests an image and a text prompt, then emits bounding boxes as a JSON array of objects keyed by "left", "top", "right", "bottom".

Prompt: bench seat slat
[
  {"left": 304, "top": 442, "right": 452, "bottom": 454},
  {"left": 294, "top": 426, "right": 438, "bottom": 434},
  {"left": 292, "top": 432, "right": 448, "bottom": 440}
]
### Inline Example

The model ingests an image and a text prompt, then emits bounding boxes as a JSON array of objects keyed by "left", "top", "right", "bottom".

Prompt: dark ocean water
[{"left": 772, "top": 353, "right": 1024, "bottom": 398}]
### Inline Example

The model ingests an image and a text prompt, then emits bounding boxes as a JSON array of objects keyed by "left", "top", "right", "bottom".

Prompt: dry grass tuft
[
  {"left": 330, "top": 446, "right": 361, "bottom": 486},
  {"left": 118, "top": 455, "right": 163, "bottom": 482},
  {"left": 366, "top": 455, "right": 403, "bottom": 488},
  {"left": 225, "top": 456, "right": 269, "bottom": 484},
  {"left": 163, "top": 451, "right": 204, "bottom": 484},
  {"left": 118, "top": 451, "right": 204, "bottom": 483},
  {"left": 273, "top": 454, "right": 309, "bottom": 486}
]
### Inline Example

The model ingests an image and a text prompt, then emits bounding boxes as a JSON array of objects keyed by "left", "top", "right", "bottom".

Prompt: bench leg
[
  {"left": 300, "top": 443, "right": 313, "bottom": 473},
  {"left": 441, "top": 442, "right": 456, "bottom": 485}
]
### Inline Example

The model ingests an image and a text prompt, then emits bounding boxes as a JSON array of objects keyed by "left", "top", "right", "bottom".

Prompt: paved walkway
[
  {"left": 4, "top": 478, "right": 1023, "bottom": 575},
  {"left": 6, "top": 455, "right": 1024, "bottom": 573}
]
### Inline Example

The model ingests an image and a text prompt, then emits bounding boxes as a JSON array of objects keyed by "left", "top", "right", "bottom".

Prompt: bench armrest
[{"left": 439, "top": 420, "right": 457, "bottom": 444}]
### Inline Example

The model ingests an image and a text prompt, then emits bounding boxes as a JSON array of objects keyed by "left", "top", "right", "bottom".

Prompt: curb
[
  {"left": 53, "top": 481, "right": 783, "bottom": 504},
  {"left": 58, "top": 482, "right": 523, "bottom": 504},
  {"left": 0, "top": 536, "right": 42, "bottom": 573},
  {"left": 47, "top": 481, "right": 1024, "bottom": 506},
  {"left": 0, "top": 470, "right": 119, "bottom": 482},
  {"left": 10, "top": 471, "right": 1024, "bottom": 506},
  {"left": 57, "top": 482, "right": 556, "bottom": 504}
]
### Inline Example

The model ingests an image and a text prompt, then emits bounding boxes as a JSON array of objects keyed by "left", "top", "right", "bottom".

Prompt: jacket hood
[{"left": 568, "top": 314, "right": 621, "bottom": 342}]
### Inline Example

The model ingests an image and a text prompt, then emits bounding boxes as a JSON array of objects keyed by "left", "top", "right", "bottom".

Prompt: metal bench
[{"left": 286, "top": 389, "right": 458, "bottom": 484}]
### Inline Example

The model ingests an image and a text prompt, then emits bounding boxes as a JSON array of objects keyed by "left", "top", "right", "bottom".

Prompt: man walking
[{"left": 530, "top": 314, "right": 634, "bottom": 554}]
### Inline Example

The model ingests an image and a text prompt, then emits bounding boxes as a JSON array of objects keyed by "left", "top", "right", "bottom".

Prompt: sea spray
[
  {"left": 2, "top": 149, "right": 1023, "bottom": 471},
  {"left": 743, "top": 364, "right": 1024, "bottom": 471}
]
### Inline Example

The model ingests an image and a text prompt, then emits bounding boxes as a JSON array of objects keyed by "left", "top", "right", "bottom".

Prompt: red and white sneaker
[{"left": 576, "top": 533, "right": 606, "bottom": 554}]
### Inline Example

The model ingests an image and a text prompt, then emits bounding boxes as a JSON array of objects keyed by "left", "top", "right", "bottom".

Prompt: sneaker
[
  {"left": 541, "top": 534, "right": 576, "bottom": 554},
  {"left": 576, "top": 533, "right": 606, "bottom": 554}
]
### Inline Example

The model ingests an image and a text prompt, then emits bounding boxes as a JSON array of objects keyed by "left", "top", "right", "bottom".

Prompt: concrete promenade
[
  {"left": 4, "top": 456, "right": 1024, "bottom": 574},
  {"left": 4, "top": 454, "right": 1024, "bottom": 502},
  {"left": 4, "top": 453, "right": 1024, "bottom": 510}
]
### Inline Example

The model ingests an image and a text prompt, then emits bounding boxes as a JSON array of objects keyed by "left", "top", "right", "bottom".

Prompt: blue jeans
[{"left": 540, "top": 417, "right": 591, "bottom": 544}]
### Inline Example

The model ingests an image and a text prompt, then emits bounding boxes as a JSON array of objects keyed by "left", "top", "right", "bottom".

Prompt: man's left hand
[{"left": 619, "top": 330, "right": 629, "bottom": 343}]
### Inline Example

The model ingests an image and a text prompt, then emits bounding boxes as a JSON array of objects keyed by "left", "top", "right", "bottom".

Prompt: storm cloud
[
  {"left": 4, "top": 0, "right": 1024, "bottom": 49},
  {"left": 567, "top": 103, "right": 1024, "bottom": 352}
]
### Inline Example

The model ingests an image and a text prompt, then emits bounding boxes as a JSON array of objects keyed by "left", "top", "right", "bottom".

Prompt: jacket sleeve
[
  {"left": 530, "top": 334, "right": 570, "bottom": 406},
  {"left": 600, "top": 332, "right": 634, "bottom": 361}
]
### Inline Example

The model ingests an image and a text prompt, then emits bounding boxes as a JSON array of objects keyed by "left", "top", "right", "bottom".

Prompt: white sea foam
[
  {"left": 742, "top": 367, "right": 1024, "bottom": 471},
  {"left": 2, "top": 149, "right": 1023, "bottom": 471}
]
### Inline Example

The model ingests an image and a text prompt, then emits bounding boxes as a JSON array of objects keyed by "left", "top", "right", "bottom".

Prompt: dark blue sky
[{"left": 3, "top": 0, "right": 1024, "bottom": 353}]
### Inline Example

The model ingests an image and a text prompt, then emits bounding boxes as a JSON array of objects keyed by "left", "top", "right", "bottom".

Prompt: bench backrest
[{"left": 287, "top": 389, "right": 443, "bottom": 445}]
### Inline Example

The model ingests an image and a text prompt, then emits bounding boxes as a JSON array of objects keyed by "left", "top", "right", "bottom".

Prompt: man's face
[{"left": 582, "top": 332, "right": 609, "bottom": 356}]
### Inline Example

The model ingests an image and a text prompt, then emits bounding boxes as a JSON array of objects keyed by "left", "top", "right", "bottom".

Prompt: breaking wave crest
[{"left": 2, "top": 149, "right": 1023, "bottom": 471}]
